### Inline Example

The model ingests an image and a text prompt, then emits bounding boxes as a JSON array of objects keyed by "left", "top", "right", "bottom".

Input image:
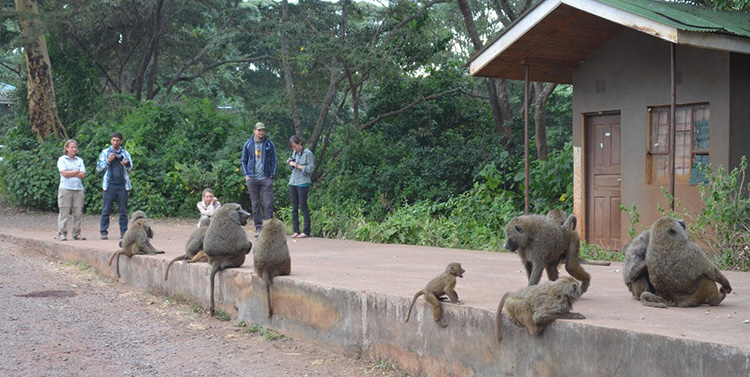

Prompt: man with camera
[
  {"left": 240, "top": 122, "right": 277, "bottom": 237},
  {"left": 96, "top": 132, "right": 133, "bottom": 240}
]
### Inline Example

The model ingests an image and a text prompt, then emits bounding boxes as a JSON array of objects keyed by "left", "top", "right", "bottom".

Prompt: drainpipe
[
  {"left": 524, "top": 64, "right": 530, "bottom": 214},
  {"left": 669, "top": 43, "right": 676, "bottom": 211}
]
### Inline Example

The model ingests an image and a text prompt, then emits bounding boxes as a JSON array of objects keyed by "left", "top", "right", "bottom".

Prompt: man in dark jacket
[{"left": 240, "top": 122, "right": 277, "bottom": 237}]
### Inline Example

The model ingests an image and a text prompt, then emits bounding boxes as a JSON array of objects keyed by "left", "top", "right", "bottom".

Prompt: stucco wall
[{"left": 572, "top": 28, "right": 734, "bottom": 240}]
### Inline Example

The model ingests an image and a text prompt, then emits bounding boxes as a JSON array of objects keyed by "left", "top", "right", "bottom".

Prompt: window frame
[{"left": 646, "top": 103, "right": 710, "bottom": 185}]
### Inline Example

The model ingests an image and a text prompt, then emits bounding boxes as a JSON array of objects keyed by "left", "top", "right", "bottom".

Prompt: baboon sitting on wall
[
  {"left": 203, "top": 203, "right": 253, "bottom": 315},
  {"left": 404, "top": 262, "right": 464, "bottom": 328},
  {"left": 641, "top": 217, "right": 732, "bottom": 308},
  {"left": 108, "top": 216, "right": 164, "bottom": 279},
  {"left": 495, "top": 276, "right": 585, "bottom": 343},
  {"left": 253, "top": 218, "right": 292, "bottom": 318},
  {"left": 164, "top": 217, "right": 211, "bottom": 281},
  {"left": 119, "top": 210, "right": 149, "bottom": 248},
  {"left": 504, "top": 214, "right": 591, "bottom": 293},
  {"left": 622, "top": 229, "right": 655, "bottom": 300}
]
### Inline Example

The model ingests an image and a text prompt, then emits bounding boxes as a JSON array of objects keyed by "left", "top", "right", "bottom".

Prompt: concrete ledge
[{"left": 2, "top": 232, "right": 749, "bottom": 377}]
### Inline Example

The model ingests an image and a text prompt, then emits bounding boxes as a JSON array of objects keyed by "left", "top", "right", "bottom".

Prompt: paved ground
[{"left": 2, "top": 208, "right": 749, "bottom": 352}]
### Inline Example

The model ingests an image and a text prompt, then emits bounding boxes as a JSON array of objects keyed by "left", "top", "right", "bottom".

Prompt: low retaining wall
[{"left": 5, "top": 234, "right": 749, "bottom": 377}]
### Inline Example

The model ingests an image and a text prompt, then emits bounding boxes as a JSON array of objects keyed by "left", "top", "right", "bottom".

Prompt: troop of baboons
[{"left": 103, "top": 205, "right": 732, "bottom": 345}]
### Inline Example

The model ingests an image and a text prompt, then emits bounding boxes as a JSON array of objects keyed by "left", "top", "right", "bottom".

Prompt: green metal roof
[{"left": 598, "top": 0, "right": 750, "bottom": 37}]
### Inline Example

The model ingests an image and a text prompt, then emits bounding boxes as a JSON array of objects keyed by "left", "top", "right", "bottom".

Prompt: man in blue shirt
[
  {"left": 240, "top": 122, "right": 277, "bottom": 237},
  {"left": 97, "top": 132, "right": 133, "bottom": 240}
]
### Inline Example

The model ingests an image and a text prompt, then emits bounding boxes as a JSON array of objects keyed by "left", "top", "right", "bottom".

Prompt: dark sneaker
[
  {"left": 101, "top": 234, "right": 108, "bottom": 240},
  {"left": 73, "top": 235, "right": 86, "bottom": 241}
]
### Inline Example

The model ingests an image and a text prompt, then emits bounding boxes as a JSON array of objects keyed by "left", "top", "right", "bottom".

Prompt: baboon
[
  {"left": 119, "top": 210, "right": 149, "bottom": 248},
  {"left": 163, "top": 217, "right": 211, "bottom": 281},
  {"left": 108, "top": 218, "right": 164, "bottom": 279},
  {"left": 622, "top": 229, "right": 655, "bottom": 300},
  {"left": 546, "top": 210, "right": 610, "bottom": 266},
  {"left": 504, "top": 215, "right": 591, "bottom": 292},
  {"left": 253, "top": 218, "right": 292, "bottom": 318},
  {"left": 495, "top": 276, "right": 585, "bottom": 343},
  {"left": 404, "top": 262, "right": 465, "bottom": 327},
  {"left": 641, "top": 217, "right": 732, "bottom": 308},
  {"left": 203, "top": 203, "right": 253, "bottom": 315}
]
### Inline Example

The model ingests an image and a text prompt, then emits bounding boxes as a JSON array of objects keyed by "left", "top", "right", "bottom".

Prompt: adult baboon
[
  {"left": 203, "top": 203, "right": 253, "bottom": 315},
  {"left": 504, "top": 215, "right": 591, "bottom": 293},
  {"left": 253, "top": 218, "right": 292, "bottom": 318},
  {"left": 641, "top": 217, "right": 732, "bottom": 308},
  {"left": 495, "top": 276, "right": 585, "bottom": 343},
  {"left": 404, "top": 262, "right": 465, "bottom": 327},
  {"left": 108, "top": 218, "right": 164, "bottom": 279},
  {"left": 622, "top": 229, "right": 655, "bottom": 300},
  {"left": 163, "top": 217, "right": 211, "bottom": 281}
]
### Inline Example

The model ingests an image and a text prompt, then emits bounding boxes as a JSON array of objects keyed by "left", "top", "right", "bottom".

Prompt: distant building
[
  {"left": 469, "top": 0, "right": 750, "bottom": 249},
  {"left": 0, "top": 83, "right": 15, "bottom": 116}
]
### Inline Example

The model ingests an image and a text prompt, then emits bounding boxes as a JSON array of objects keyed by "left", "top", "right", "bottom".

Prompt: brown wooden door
[{"left": 585, "top": 113, "right": 621, "bottom": 249}]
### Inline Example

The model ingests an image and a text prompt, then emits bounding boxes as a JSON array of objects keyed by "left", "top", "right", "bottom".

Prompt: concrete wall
[
  {"left": 572, "top": 28, "right": 739, "bottom": 238},
  {"left": 7, "top": 234, "right": 750, "bottom": 377}
]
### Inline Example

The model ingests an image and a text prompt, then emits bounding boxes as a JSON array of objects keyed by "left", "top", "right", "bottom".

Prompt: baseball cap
[{"left": 254, "top": 122, "right": 267, "bottom": 130}]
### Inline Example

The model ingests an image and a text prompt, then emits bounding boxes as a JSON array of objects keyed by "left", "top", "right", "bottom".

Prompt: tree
[{"left": 14, "top": 0, "right": 67, "bottom": 139}]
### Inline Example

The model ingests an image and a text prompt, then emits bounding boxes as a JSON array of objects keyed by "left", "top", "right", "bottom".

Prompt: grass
[{"left": 237, "top": 321, "right": 287, "bottom": 341}]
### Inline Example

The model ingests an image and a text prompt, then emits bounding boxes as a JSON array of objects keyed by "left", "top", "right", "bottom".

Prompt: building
[{"left": 468, "top": 0, "right": 750, "bottom": 249}]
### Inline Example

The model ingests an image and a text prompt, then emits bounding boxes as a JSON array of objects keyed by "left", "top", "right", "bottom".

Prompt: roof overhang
[{"left": 469, "top": 0, "right": 750, "bottom": 84}]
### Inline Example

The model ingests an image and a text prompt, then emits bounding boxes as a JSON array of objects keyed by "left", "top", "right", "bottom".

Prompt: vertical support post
[
  {"left": 669, "top": 43, "right": 676, "bottom": 211},
  {"left": 524, "top": 65, "right": 530, "bottom": 214}
]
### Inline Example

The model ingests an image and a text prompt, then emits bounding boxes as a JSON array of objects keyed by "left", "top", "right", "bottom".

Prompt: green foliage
[
  {"left": 620, "top": 203, "right": 644, "bottom": 238},
  {"left": 212, "top": 310, "right": 232, "bottom": 321},
  {"left": 580, "top": 241, "right": 624, "bottom": 262},
  {"left": 692, "top": 157, "right": 750, "bottom": 270}
]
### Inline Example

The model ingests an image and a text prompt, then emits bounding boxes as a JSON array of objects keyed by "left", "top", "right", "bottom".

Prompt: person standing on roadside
[
  {"left": 56, "top": 139, "right": 86, "bottom": 241},
  {"left": 287, "top": 135, "right": 314, "bottom": 238},
  {"left": 241, "top": 122, "right": 277, "bottom": 237},
  {"left": 97, "top": 132, "right": 133, "bottom": 240}
]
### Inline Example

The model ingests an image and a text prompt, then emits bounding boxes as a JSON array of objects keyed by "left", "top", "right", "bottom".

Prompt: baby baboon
[
  {"left": 119, "top": 210, "right": 149, "bottom": 248},
  {"left": 253, "top": 218, "right": 292, "bottom": 318},
  {"left": 495, "top": 276, "right": 585, "bottom": 343},
  {"left": 641, "top": 217, "right": 732, "bottom": 308},
  {"left": 163, "top": 218, "right": 211, "bottom": 281},
  {"left": 622, "top": 229, "right": 656, "bottom": 300},
  {"left": 203, "top": 203, "right": 253, "bottom": 315},
  {"left": 108, "top": 218, "right": 164, "bottom": 279},
  {"left": 404, "top": 262, "right": 465, "bottom": 327},
  {"left": 504, "top": 215, "right": 591, "bottom": 292}
]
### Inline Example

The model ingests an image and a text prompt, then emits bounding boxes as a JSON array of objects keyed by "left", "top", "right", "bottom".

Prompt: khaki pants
[{"left": 58, "top": 188, "right": 84, "bottom": 237}]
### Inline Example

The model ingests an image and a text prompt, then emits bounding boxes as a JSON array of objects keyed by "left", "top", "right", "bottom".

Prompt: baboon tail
[
  {"left": 404, "top": 292, "right": 423, "bottom": 323},
  {"left": 263, "top": 270, "right": 273, "bottom": 318},
  {"left": 164, "top": 255, "right": 188, "bottom": 281},
  {"left": 108, "top": 250, "right": 121, "bottom": 266},
  {"left": 496, "top": 293, "right": 510, "bottom": 344},
  {"left": 580, "top": 259, "right": 611, "bottom": 266},
  {"left": 209, "top": 264, "right": 221, "bottom": 316}
]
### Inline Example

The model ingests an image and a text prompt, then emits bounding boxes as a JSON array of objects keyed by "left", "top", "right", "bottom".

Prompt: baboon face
[
  {"left": 225, "top": 204, "right": 251, "bottom": 226},
  {"left": 447, "top": 262, "right": 465, "bottom": 278},
  {"left": 503, "top": 219, "right": 527, "bottom": 252},
  {"left": 559, "top": 277, "right": 583, "bottom": 300}
]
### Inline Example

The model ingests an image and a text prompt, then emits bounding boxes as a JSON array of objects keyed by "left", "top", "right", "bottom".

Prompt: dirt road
[{"left": 0, "top": 240, "right": 406, "bottom": 377}]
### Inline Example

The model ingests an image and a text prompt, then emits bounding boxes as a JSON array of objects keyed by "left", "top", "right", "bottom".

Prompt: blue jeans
[
  {"left": 100, "top": 184, "right": 128, "bottom": 236},
  {"left": 246, "top": 177, "right": 274, "bottom": 231},
  {"left": 289, "top": 185, "right": 310, "bottom": 235}
]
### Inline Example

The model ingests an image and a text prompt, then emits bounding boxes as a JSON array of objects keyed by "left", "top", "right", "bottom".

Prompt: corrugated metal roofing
[{"left": 598, "top": 0, "right": 750, "bottom": 37}]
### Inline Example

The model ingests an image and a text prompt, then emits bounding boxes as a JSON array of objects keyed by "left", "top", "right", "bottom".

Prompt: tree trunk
[
  {"left": 532, "top": 82, "right": 557, "bottom": 160},
  {"left": 14, "top": 0, "right": 67, "bottom": 139},
  {"left": 455, "top": 0, "right": 512, "bottom": 137},
  {"left": 281, "top": 0, "right": 302, "bottom": 136}
]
